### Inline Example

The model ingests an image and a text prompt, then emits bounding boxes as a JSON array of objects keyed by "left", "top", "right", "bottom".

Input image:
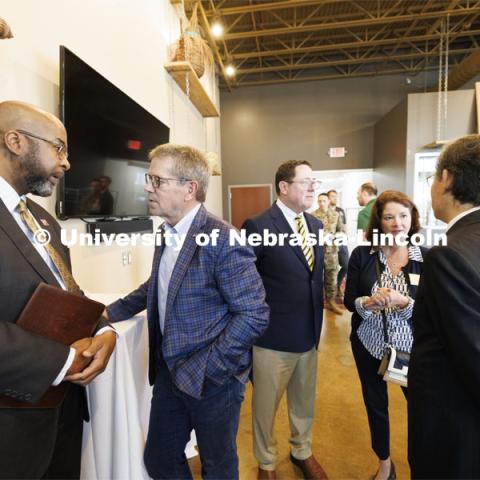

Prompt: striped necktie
[
  {"left": 295, "top": 215, "right": 314, "bottom": 271},
  {"left": 17, "top": 200, "right": 82, "bottom": 295}
]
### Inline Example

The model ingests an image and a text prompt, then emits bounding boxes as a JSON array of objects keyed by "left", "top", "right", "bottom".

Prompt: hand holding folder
[{"left": 0, "top": 283, "right": 105, "bottom": 408}]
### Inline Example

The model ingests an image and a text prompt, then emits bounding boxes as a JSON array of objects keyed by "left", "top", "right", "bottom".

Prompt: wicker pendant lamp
[{"left": 0, "top": 17, "right": 13, "bottom": 39}]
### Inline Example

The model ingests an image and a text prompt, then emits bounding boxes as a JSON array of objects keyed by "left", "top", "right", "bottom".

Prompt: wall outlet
[{"left": 122, "top": 251, "right": 128, "bottom": 266}]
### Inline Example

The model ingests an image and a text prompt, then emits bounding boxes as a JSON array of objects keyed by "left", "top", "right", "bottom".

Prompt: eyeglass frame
[
  {"left": 145, "top": 173, "right": 192, "bottom": 189},
  {"left": 285, "top": 178, "right": 322, "bottom": 188},
  {"left": 426, "top": 174, "right": 436, "bottom": 187},
  {"left": 15, "top": 129, "right": 68, "bottom": 160}
]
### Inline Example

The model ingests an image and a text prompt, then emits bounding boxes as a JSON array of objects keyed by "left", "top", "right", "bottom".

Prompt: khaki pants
[{"left": 252, "top": 345, "right": 318, "bottom": 470}]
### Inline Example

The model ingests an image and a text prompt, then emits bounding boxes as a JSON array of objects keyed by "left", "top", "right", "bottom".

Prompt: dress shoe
[
  {"left": 370, "top": 461, "right": 396, "bottom": 480},
  {"left": 290, "top": 454, "right": 328, "bottom": 480},
  {"left": 257, "top": 467, "right": 277, "bottom": 480},
  {"left": 326, "top": 299, "right": 344, "bottom": 315}
]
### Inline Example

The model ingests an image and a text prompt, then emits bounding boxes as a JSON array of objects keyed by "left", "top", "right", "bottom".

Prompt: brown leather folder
[{"left": 0, "top": 283, "right": 105, "bottom": 409}]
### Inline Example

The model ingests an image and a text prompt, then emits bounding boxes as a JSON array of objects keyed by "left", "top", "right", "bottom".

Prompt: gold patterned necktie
[
  {"left": 17, "top": 200, "right": 82, "bottom": 294},
  {"left": 295, "top": 215, "right": 314, "bottom": 271}
]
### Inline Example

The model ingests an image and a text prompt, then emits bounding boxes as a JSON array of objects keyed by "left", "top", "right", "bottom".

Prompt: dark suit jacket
[
  {"left": 0, "top": 198, "right": 103, "bottom": 478},
  {"left": 107, "top": 205, "right": 269, "bottom": 399},
  {"left": 242, "top": 203, "right": 324, "bottom": 353},
  {"left": 409, "top": 209, "right": 480, "bottom": 478}
]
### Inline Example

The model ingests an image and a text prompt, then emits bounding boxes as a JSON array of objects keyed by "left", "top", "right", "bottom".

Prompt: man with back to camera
[
  {"left": 327, "top": 189, "right": 349, "bottom": 299},
  {"left": 106, "top": 143, "right": 269, "bottom": 479},
  {"left": 0, "top": 100, "right": 116, "bottom": 479},
  {"left": 313, "top": 192, "right": 344, "bottom": 315},
  {"left": 409, "top": 135, "right": 480, "bottom": 478},
  {"left": 356, "top": 182, "right": 377, "bottom": 233},
  {"left": 243, "top": 160, "right": 327, "bottom": 480}
]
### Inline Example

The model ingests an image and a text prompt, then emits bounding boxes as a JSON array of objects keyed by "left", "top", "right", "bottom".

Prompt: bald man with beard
[{"left": 0, "top": 101, "right": 116, "bottom": 479}]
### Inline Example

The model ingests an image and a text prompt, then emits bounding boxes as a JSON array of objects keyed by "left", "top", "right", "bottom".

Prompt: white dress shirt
[
  {"left": 158, "top": 203, "right": 202, "bottom": 333},
  {"left": 276, "top": 199, "right": 314, "bottom": 260},
  {"left": 446, "top": 206, "right": 480, "bottom": 232}
]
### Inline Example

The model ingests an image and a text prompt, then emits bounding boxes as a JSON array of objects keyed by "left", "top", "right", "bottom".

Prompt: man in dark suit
[
  {"left": 0, "top": 101, "right": 116, "bottom": 479},
  {"left": 243, "top": 160, "right": 327, "bottom": 480},
  {"left": 409, "top": 135, "right": 480, "bottom": 478},
  {"left": 106, "top": 144, "right": 269, "bottom": 479}
]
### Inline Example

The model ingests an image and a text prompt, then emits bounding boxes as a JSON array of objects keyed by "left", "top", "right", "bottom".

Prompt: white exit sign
[{"left": 328, "top": 147, "right": 347, "bottom": 158}]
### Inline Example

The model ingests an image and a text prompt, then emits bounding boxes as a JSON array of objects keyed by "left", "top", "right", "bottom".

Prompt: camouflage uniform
[{"left": 313, "top": 207, "right": 344, "bottom": 300}]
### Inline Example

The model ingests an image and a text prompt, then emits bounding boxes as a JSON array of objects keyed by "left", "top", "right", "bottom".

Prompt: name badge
[{"left": 409, "top": 273, "right": 420, "bottom": 286}]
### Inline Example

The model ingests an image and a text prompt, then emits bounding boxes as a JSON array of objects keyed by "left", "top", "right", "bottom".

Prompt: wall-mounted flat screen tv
[{"left": 57, "top": 46, "right": 170, "bottom": 219}]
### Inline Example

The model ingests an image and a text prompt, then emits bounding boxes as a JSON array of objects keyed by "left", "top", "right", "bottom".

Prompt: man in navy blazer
[
  {"left": 243, "top": 160, "right": 327, "bottom": 480},
  {"left": 107, "top": 144, "right": 269, "bottom": 479}
]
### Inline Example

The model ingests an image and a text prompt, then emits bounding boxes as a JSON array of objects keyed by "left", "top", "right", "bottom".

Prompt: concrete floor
[{"left": 190, "top": 308, "right": 409, "bottom": 479}]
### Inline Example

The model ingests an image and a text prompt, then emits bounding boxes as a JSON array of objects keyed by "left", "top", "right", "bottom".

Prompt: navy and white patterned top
[{"left": 354, "top": 246, "right": 424, "bottom": 359}]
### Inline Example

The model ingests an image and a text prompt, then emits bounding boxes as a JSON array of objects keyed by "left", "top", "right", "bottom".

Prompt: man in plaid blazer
[{"left": 107, "top": 144, "right": 269, "bottom": 479}]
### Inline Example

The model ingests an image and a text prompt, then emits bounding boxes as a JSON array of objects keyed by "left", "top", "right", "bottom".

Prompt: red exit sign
[
  {"left": 128, "top": 139, "right": 142, "bottom": 150},
  {"left": 328, "top": 147, "right": 347, "bottom": 158}
]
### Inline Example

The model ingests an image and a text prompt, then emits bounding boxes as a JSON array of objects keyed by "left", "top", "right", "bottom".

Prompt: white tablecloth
[
  {"left": 81, "top": 307, "right": 151, "bottom": 479},
  {"left": 81, "top": 294, "right": 196, "bottom": 480}
]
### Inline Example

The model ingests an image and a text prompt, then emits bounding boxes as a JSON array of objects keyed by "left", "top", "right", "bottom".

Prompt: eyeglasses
[
  {"left": 287, "top": 179, "right": 322, "bottom": 188},
  {"left": 426, "top": 174, "right": 435, "bottom": 187},
  {"left": 16, "top": 129, "right": 68, "bottom": 160},
  {"left": 145, "top": 173, "right": 191, "bottom": 189}
]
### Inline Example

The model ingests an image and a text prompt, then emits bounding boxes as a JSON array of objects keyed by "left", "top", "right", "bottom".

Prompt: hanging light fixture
[
  {"left": 211, "top": 16, "right": 224, "bottom": 38},
  {"left": 225, "top": 64, "right": 236, "bottom": 77}
]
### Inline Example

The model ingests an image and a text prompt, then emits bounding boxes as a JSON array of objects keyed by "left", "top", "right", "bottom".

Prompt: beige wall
[
  {"left": 1, "top": 0, "right": 222, "bottom": 293},
  {"left": 220, "top": 73, "right": 429, "bottom": 220}
]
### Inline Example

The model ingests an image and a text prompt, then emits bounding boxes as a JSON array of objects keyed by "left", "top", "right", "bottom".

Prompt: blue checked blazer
[{"left": 107, "top": 205, "right": 269, "bottom": 399}]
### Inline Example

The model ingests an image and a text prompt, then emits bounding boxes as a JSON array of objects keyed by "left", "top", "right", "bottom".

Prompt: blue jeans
[{"left": 144, "top": 358, "right": 245, "bottom": 479}]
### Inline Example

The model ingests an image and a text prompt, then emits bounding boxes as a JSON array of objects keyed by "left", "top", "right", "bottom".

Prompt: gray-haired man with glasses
[{"left": 107, "top": 143, "right": 269, "bottom": 479}]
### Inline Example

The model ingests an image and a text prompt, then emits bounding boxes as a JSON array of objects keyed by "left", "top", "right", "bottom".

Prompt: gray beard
[
  {"left": 24, "top": 175, "right": 53, "bottom": 196},
  {"left": 21, "top": 141, "right": 54, "bottom": 197}
]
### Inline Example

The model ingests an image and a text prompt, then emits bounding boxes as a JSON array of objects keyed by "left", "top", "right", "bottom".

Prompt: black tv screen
[{"left": 57, "top": 46, "right": 170, "bottom": 219}]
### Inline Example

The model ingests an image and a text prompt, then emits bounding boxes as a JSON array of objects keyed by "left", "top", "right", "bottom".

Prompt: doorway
[
  {"left": 228, "top": 184, "right": 272, "bottom": 229},
  {"left": 310, "top": 168, "right": 374, "bottom": 249}
]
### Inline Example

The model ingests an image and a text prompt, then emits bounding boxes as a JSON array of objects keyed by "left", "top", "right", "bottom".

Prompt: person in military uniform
[{"left": 313, "top": 192, "right": 345, "bottom": 315}]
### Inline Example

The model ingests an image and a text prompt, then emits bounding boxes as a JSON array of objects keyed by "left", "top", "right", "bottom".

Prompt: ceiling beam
[
  {"left": 215, "top": 3, "right": 455, "bottom": 32},
  {"left": 223, "top": 7, "right": 480, "bottom": 41},
  {"left": 231, "top": 29, "right": 480, "bottom": 60},
  {"left": 426, "top": 0, "right": 462, "bottom": 35},
  {"left": 236, "top": 48, "right": 471, "bottom": 74},
  {"left": 228, "top": 21, "right": 463, "bottom": 51},
  {"left": 206, "top": 0, "right": 343, "bottom": 16},
  {"left": 226, "top": 65, "right": 440, "bottom": 88}
]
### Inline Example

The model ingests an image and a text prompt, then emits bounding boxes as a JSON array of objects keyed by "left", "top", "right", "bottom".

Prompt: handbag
[{"left": 374, "top": 254, "right": 410, "bottom": 387}]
